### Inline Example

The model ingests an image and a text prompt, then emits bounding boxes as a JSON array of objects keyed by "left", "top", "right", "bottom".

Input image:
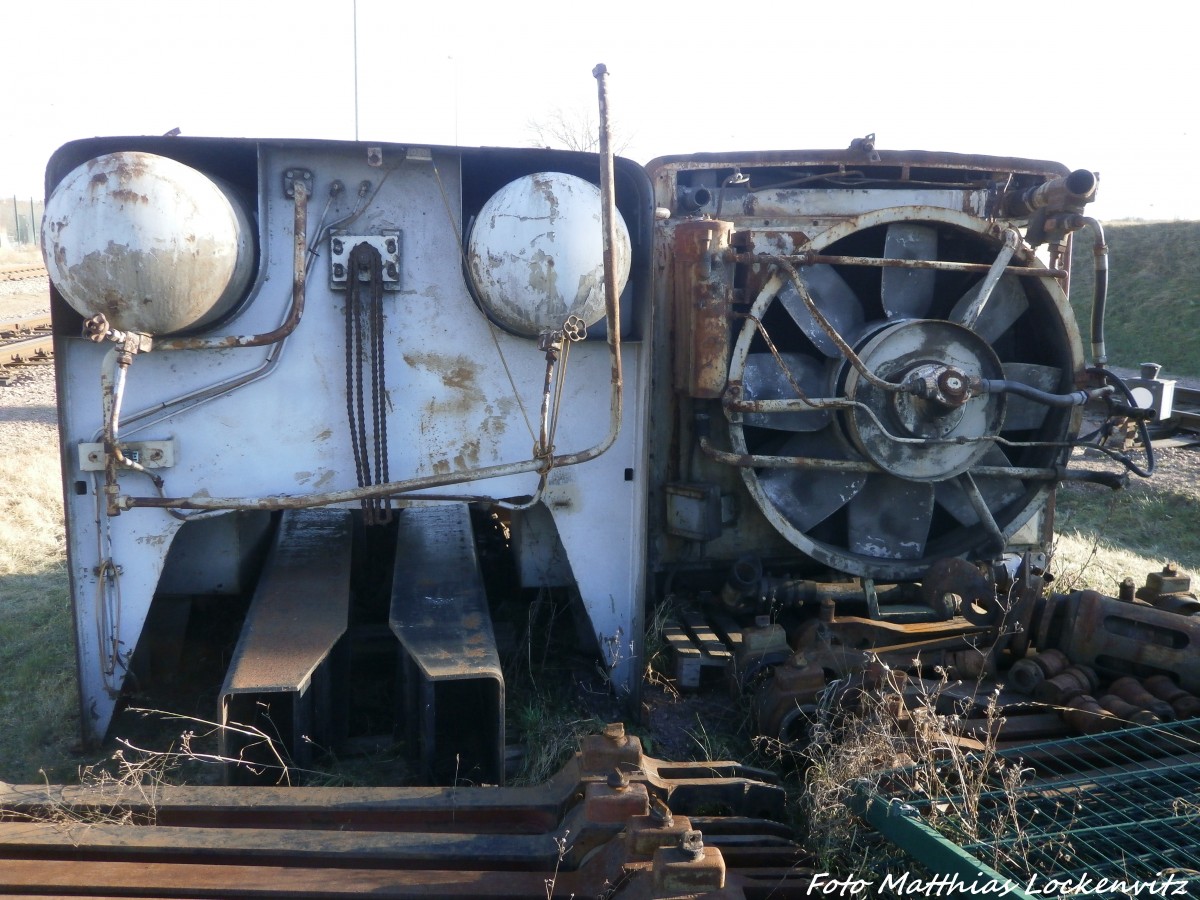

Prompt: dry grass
[
  {"left": 803, "top": 664, "right": 1031, "bottom": 875},
  {"left": 0, "top": 426, "right": 81, "bottom": 783}
]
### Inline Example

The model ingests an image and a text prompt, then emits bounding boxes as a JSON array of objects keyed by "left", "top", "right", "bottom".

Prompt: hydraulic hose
[{"left": 1082, "top": 216, "right": 1108, "bottom": 367}]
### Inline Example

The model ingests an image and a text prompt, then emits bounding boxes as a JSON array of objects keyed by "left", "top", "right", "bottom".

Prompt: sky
[{"left": 3, "top": 1, "right": 1195, "bottom": 222}]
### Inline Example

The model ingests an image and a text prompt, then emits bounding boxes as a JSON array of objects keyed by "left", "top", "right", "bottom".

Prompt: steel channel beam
[
  {"left": 389, "top": 503, "right": 505, "bottom": 786},
  {"left": 219, "top": 509, "right": 353, "bottom": 781}
]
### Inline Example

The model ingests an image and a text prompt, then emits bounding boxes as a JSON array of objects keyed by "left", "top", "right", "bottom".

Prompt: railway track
[
  {"left": 0, "top": 728, "right": 814, "bottom": 899},
  {"left": 1, "top": 314, "right": 53, "bottom": 382},
  {"left": 0, "top": 263, "right": 47, "bottom": 282}
]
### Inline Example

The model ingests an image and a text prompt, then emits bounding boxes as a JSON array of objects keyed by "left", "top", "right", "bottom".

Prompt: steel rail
[{"left": 2, "top": 332, "right": 53, "bottom": 367}]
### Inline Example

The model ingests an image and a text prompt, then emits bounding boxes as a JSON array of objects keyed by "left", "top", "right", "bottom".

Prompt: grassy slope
[{"left": 1070, "top": 220, "right": 1200, "bottom": 378}]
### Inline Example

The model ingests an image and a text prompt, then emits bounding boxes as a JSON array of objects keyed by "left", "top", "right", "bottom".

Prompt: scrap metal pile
[{"left": 665, "top": 558, "right": 1200, "bottom": 749}]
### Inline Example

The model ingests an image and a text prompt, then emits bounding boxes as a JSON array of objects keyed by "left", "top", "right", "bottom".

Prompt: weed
[
  {"left": 802, "top": 661, "right": 1033, "bottom": 875},
  {"left": 544, "top": 829, "right": 573, "bottom": 900},
  {"left": 640, "top": 595, "right": 680, "bottom": 700},
  {"left": 510, "top": 694, "right": 600, "bottom": 786}
]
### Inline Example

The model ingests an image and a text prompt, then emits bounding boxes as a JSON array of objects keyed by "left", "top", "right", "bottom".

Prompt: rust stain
[
  {"left": 403, "top": 351, "right": 485, "bottom": 398},
  {"left": 452, "top": 438, "right": 481, "bottom": 472},
  {"left": 111, "top": 189, "right": 150, "bottom": 205}
]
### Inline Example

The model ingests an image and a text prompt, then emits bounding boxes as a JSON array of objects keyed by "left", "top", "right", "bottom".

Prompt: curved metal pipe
[{"left": 153, "top": 178, "right": 310, "bottom": 352}]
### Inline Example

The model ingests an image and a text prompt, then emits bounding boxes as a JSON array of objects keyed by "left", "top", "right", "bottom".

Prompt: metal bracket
[
  {"left": 282, "top": 167, "right": 314, "bottom": 198},
  {"left": 330, "top": 232, "right": 402, "bottom": 290},
  {"left": 79, "top": 439, "right": 177, "bottom": 471}
]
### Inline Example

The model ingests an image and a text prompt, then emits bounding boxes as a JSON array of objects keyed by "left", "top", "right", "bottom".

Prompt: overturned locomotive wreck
[{"left": 14, "top": 63, "right": 1190, "bottom": 898}]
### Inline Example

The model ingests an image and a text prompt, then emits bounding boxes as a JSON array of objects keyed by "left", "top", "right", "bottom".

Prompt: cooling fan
[{"left": 727, "top": 208, "right": 1084, "bottom": 579}]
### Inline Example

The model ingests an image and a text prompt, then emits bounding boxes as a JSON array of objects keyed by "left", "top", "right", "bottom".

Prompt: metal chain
[{"left": 345, "top": 242, "right": 391, "bottom": 524}]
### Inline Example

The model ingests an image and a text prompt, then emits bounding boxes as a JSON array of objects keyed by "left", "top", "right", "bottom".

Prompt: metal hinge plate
[{"left": 330, "top": 232, "right": 402, "bottom": 291}]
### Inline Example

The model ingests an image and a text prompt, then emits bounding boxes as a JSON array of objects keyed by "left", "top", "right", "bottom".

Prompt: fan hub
[{"left": 842, "top": 320, "right": 1006, "bottom": 482}]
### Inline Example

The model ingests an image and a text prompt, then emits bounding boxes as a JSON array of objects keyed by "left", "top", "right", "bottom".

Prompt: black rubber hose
[
  {"left": 978, "top": 379, "right": 1101, "bottom": 407},
  {"left": 1086, "top": 366, "right": 1155, "bottom": 478},
  {"left": 1083, "top": 217, "right": 1109, "bottom": 367}
]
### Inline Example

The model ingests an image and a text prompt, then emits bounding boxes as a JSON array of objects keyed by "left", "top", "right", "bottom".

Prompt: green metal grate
[{"left": 854, "top": 719, "right": 1200, "bottom": 895}]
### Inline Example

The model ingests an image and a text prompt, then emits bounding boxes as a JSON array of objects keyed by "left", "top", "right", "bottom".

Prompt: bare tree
[{"left": 526, "top": 105, "right": 632, "bottom": 155}]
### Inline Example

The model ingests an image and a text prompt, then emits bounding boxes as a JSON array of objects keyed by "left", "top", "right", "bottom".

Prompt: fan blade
[
  {"left": 847, "top": 477, "right": 934, "bottom": 559},
  {"left": 1001, "top": 362, "right": 1063, "bottom": 431},
  {"left": 743, "top": 352, "right": 832, "bottom": 432},
  {"left": 759, "top": 429, "right": 867, "bottom": 532},
  {"left": 935, "top": 447, "right": 1024, "bottom": 525},
  {"left": 949, "top": 274, "right": 1028, "bottom": 343},
  {"left": 778, "top": 264, "right": 864, "bottom": 357},
  {"left": 881, "top": 223, "right": 937, "bottom": 319}
]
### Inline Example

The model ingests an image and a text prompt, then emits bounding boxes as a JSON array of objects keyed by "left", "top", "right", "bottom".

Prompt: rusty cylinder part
[
  {"left": 672, "top": 218, "right": 734, "bottom": 398},
  {"left": 1142, "top": 675, "right": 1200, "bottom": 718},
  {"left": 719, "top": 555, "right": 761, "bottom": 612},
  {"left": 1034, "top": 664, "right": 1099, "bottom": 706},
  {"left": 1008, "top": 658, "right": 1045, "bottom": 695},
  {"left": 1096, "top": 694, "right": 1161, "bottom": 727},
  {"left": 1037, "top": 590, "right": 1200, "bottom": 694},
  {"left": 1001, "top": 169, "right": 1098, "bottom": 218},
  {"left": 1063, "top": 695, "right": 1121, "bottom": 735},
  {"left": 1107, "top": 676, "right": 1176, "bottom": 722},
  {"left": 1008, "top": 647, "right": 1072, "bottom": 694}
]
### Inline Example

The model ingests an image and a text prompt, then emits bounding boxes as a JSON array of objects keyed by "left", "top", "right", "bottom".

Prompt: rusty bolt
[
  {"left": 649, "top": 796, "right": 674, "bottom": 827},
  {"left": 607, "top": 768, "right": 629, "bottom": 791},
  {"left": 1119, "top": 577, "right": 1136, "bottom": 603},
  {"left": 937, "top": 368, "right": 969, "bottom": 405},
  {"left": 680, "top": 830, "right": 705, "bottom": 861},
  {"left": 603, "top": 722, "right": 627, "bottom": 745}
]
